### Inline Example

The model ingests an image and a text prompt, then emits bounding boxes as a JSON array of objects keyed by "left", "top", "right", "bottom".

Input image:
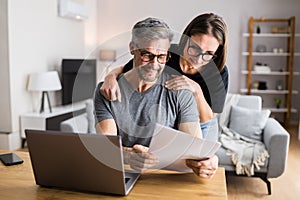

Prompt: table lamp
[{"left": 27, "top": 71, "right": 62, "bottom": 113}]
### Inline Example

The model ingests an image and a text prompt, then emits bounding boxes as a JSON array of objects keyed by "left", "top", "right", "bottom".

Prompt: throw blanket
[{"left": 218, "top": 94, "right": 269, "bottom": 176}]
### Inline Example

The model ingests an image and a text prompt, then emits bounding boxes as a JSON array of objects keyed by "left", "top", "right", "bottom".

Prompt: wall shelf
[
  {"left": 241, "top": 16, "right": 297, "bottom": 127},
  {"left": 241, "top": 71, "right": 300, "bottom": 75},
  {"left": 242, "top": 52, "right": 292, "bottom": 56},
  {"left": 243, "top": 33, "right": 300, "bottom": 37},
  {"left": 242, "top": 52, "right": 300, "bottom": 56},
  {"left": 240, "top": 89, "right": 298, "bottom": 94},
  {"left": 265, "top": 108, "right": 297, "bottom": 113}
]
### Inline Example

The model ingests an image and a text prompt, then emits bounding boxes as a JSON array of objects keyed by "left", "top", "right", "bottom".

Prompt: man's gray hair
[{"left": 131, "top": 17, "right": 173, "bottom": 48}]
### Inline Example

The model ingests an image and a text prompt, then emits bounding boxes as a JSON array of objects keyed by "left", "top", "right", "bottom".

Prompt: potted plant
[{"left": 274, "top": 98, "right": 282, "bottom": 109}]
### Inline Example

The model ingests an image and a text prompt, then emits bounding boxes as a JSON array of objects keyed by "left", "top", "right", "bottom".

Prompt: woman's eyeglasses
[{"left": 187, "top": 38, "right": 217, "bottom": 62}]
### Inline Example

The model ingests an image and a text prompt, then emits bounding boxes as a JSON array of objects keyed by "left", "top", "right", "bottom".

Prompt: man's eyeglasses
[
  {"left": 187, "top": 38, "right": 217, "bottom": 62},
  {"left": 137, "top": 49, "right": 170, "bottom": 64}
]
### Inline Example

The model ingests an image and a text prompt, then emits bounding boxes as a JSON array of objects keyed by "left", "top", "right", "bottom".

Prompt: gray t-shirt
[{"left": 94, "top": 71, "right": 199, "bottom": 147}]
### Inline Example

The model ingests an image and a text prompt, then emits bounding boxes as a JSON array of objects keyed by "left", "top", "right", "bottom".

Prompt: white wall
[
  {"left": 96, "top": 0, "right": 300, "bottom": 123},
  {"left": 83, "top": 0, "right": 98, "bottom": 56},
  {"left": 0, "top": 0, "right": 97, "bottom": 149}
]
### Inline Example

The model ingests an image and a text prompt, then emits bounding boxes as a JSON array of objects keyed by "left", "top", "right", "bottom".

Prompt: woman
[{"left": 100, "top": 13, "right": 228, "bottom": 138}]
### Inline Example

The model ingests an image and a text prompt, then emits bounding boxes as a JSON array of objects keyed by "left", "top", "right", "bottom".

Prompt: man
[{"left": 94, "top": 17, "right": 217, "bottom": 178}]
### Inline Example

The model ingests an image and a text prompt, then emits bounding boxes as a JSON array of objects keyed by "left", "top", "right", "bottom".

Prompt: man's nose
[{"left": 149, "top": 57, "right": 160, "bottom": 69}]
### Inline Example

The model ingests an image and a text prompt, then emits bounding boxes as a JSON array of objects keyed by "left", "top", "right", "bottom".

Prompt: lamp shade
[
  {"left": 99, "top": 49, "right": 116, "bottom": 61},
  {"left": 28, "top": 71, "right": 62, "bottom": 91}
]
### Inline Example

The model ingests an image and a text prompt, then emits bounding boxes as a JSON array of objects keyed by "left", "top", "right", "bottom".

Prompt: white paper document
[{"left": 148, "top": 124, "right": 221, "bottom": 172}]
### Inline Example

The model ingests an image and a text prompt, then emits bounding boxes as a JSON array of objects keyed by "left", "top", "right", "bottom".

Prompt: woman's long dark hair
[{"left": 178, "top": 13, "right": 228, "bottom": 71}]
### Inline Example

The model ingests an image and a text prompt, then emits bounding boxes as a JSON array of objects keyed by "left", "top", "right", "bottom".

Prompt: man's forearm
[{"left": 95, "top": 119, "right": 118, "bottom": 135}]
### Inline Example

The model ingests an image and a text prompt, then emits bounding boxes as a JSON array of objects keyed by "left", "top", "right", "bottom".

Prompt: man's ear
[{"left": 129, "top": 42, "right": 134, "bottom": 55}]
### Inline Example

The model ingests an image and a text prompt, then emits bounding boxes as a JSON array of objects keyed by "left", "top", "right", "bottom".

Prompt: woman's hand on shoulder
[
  {"left": 165, "top": 75, "right": 201, "bottom": 94},
  {"left": 100, "top": 73, "right": 121, "bottom": 102}
]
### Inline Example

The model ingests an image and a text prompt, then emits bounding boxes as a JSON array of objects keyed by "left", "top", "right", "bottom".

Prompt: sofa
[
  {"left": 215, "top": 94, "right": 290, "bottom": 195},
  {"left": 60, "top": 95, "right": 290, "bottom": 194},
  {"left": 60, "top": 99, "right": 96, "bottom": 134}
]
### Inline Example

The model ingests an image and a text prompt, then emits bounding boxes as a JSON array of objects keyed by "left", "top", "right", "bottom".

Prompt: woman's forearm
[
  {"left": 105, "top": 66, "right": 124, "bottom": 79},
  {"left": 194, "top": 89, "right": 214, "bottom": 123}
]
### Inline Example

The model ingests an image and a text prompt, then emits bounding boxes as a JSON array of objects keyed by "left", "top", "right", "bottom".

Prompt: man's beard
[{"left": 137, "top": 65, "right": 162, "bottom": 82}]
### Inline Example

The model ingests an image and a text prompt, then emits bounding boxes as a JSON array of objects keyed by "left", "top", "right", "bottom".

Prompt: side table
[{"left": 20, "top": 102, "right": 86, "bottom": 147}]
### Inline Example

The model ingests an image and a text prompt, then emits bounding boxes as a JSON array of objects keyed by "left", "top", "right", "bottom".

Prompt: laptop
[{"left": 25, "top": 129, "right": 140, "bottom": 196}]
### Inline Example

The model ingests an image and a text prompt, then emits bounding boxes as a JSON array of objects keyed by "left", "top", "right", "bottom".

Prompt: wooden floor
[
  {"left": 226, "top": 124, "right": 300, "bottom": 200},
  {"left": 19, "top": 125, "right": 300, "bottom": 199}
]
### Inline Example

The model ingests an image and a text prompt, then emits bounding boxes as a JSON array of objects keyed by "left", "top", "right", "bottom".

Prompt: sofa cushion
[
  {"left": 229, "top": 105, "right": 271, "bottom": 141},
  {"left": 85, "top": 99, "right": 96, "bottom": 134},
  {"left": 60, "top": 113, "right": 88, "bottom": 133}
]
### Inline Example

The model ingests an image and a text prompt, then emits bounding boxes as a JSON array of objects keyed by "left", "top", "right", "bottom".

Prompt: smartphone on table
[{"left": 0, "top": 153, "right": 24, "bottom": 166}]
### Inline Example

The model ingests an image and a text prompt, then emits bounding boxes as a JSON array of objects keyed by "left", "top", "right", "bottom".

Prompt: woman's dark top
[{"left": 123, "top": 44, "right": 228, "bottom": 113}]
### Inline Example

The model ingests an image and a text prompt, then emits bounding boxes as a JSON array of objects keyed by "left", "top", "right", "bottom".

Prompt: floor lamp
[{"left": 27, "top": 71, "right": 62, "bottom": 113}]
